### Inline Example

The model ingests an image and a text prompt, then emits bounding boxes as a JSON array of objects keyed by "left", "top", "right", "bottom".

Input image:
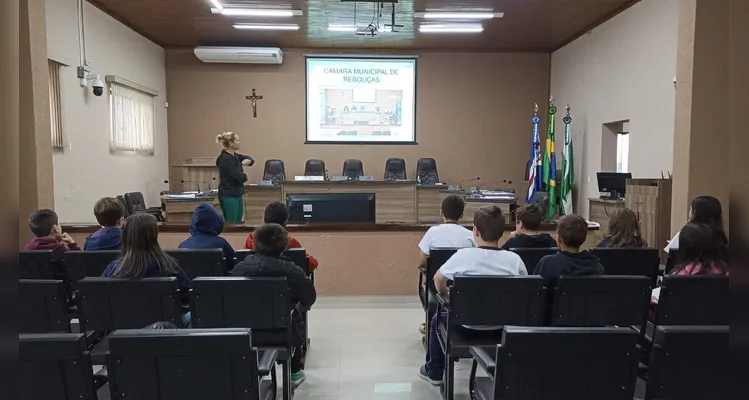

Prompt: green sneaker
[{"left": 291, "top": 371, "right": 306, "bottom": 387}]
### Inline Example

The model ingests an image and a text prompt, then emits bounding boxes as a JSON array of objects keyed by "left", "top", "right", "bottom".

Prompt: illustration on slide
[{"left": 319, "top": 89, "right": 403, "bottom": 136}]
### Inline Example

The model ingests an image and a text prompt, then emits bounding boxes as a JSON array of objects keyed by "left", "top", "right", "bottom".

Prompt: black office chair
[
  {"left": 116, "top": 195, "right": 130, "bottom": 217},
  {"left": 342, "top": 159, "right": 364, "bottom": 180},
  {"left": 107, "top": 329, "right": 276, "bottom": 400},
  {"left": 123, "top": 192, "right": 164, "bottom": 221},
  {"left": 20, "top": 333, "right": 99, "bottom": 400},
  {"left": 384, "top": 158, "right": 407, "bottom": 180},
  {"left": 20, "top": 279, "right": 71, "bottom": 333},
  {"left": 470, "top": 327, "right": 639, "bottom": 400},
  {"left": 262, "top": 159, "right": 286, "bottom": 185},
  {"left": 416, "top": 158, "right": 439, "bottom": 184},
  {"left": 304, "top": 159, "right": 326, "bottom": 177},
  {"left": 165, "top": 248, "right": 226, "bottom": 279},
  {"left": 529, "top": 190, "right": 551, "bottom": 216}
]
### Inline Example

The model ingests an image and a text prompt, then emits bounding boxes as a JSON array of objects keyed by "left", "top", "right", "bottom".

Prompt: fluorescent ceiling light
[
  {"left": 419, "top": 23, "right": 484, "bottom": 33},
  {"left": 414, "top": 12, "right": 503, "bottom": 20},
  {"left": 327, "top": 25, "right": 392, "bottom": 32},
  {"left": 209, "top": 0, "right": 223, "bottom": 11},
  {"left": 234, "top": 23, "right": 300, "bottom": 31},
  {"left": 213, "top": 8, "right": 303, "bottom": 17}
]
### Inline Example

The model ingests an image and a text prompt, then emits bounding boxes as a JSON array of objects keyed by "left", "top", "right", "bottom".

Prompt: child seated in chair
[
  {"left": 84, "top": 197, "right": 124, "bottom": 250},
  {"left": 534, "top": 214, "right": 604, "bottom": 283},
  {"left": 419, "top": 205, "right": 527, "bottom": 386},
  {"left": 501, "top": 204, "right": 557, "bottom": 250},
  {"left": 243, "top": 202, "right": 319, "bottom": 272},
  {"left": 595, "top": 208, "right": 647, "bottom": 248},
  {"left": 24, "top": 209, "right": 80, "bottom": 253},
  {"left": 178, "top": 204, "right": 235, "bottom": 261},
  {"left": 233, "top": 223, "right": 317, "bottom": 387}
]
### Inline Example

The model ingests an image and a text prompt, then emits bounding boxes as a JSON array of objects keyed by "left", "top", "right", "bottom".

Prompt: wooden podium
[{"left": 625, "top": 178, "right": 672, "bottom": 255}]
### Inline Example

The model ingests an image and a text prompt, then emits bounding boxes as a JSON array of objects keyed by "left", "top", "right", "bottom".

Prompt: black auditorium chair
[
  {"left": 233, "top": 249, "right": 255, "bottom": 265},
  {"left": 592, "top": 247, "right": 660, "bottom": 286},
  {"left": 284, "top": 248, "right": 311, "bottom": 276},
  {"left": 191, "top": 277, "right": 294, "bottom": 400},
  {"left": 304, "top": 159, "right": 326, "bottom": 177},
  {"left": 20, "top": 250, "right": 59, "bottom": 280},
  {"left": 645, "top": 325, "right": 729, "bottom": 400},
  {"left": 20, "top": 280, "right": 70, "bottom": 333},
  {"left": 418, "top": 248, "right": 459, "bottom": 348},
  {"left": 509, "top": 247, "right": 558, "bottom": 272},
  {"left": 342, "top": 159, "right": 364, "bottom": 180},
  {"left": 654, "top": 275, "right": 729, "bottom": 326},
  {"left": 384, "top": 158, "right": 407, "bottom": 180},
  {"left": 63, "top": 250, "right": 122, "bottom": 291},
  {"left": 469, "top": 327, "right": 639, "bottom": 400},
  {"left": 20, "top": 333, "right": 100, "bottom": 400},
  {"left": 663, "top": 248, "right": 678, "bottom": 275},
  {"left": 123, "top": 192, "right": 164, "bottom": 221},
  {"left": 262, "top": 159, "right": 286, "bottom": 185},
  {"left": 416, "top": 158, "right": 439, "bottom": 184},
  {"left": 552, "top": 275, "right": 651, "bottom": 327},
  {"left": 165, "top": 248, "right": 226, "bottom": 279},
  {"left": 440, "top": 275, "right": 546, "bottom": 400},
  {"left": 107, "top": 328, "right": 276, "bottom": 400}
]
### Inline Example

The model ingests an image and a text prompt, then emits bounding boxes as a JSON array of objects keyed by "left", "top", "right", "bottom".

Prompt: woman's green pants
[{"left": 219, "top": 196, "right": 244, "bottom": 222}]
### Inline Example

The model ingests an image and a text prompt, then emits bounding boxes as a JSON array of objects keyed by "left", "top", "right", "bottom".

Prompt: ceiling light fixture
[
  {"left": 414, "top": 12, "right": 503, "bottom": 20},
  {"left": 233, "top": 23, "right": 300, "bottom": 31},
  {"left": 213, "top": 8, "right": 303, "bottom": 17},
  {"left": 418, "top": 23, "right": 484, "bottom": 33},
  {"left": 209, "top": 0, "right": 223, "bottom": 11}
]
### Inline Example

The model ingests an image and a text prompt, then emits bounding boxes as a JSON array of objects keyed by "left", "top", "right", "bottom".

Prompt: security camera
[{"left": 91, "top": 76, "right": 104, "bottom": 97}]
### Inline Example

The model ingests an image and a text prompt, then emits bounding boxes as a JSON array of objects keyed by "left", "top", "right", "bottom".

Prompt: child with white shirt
[{"left": 419, "top": 205, "right": 527, "bottom": 386}]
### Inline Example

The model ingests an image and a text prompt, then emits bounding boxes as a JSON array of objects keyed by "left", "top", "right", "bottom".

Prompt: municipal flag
[{"left": 560, "top": 109, "right": 574, "bottom": 215}]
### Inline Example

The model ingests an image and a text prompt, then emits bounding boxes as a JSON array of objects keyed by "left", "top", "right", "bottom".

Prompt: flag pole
[{"left": 561, "top": 104, "right": 574, "bottom": 215}]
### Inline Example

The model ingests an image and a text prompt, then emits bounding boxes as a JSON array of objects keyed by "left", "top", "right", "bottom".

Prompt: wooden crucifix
[{"left": 245, "top": 89, "right": 263, "bottom": 118}]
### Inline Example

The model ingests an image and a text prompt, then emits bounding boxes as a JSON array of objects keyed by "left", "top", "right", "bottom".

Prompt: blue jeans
[{"left": 424, "top": 310, "right": 447, "bottom": 378}]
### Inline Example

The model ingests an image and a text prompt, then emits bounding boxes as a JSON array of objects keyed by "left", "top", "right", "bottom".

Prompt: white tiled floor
[{"left": 291, "top": 296, "right": 481, "bottom": 400}]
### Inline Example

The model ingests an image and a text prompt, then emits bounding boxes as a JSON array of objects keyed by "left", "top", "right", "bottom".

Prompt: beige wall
[
  {"left": 166, "top": 50, "right": 550, "bottom": 192},
  {"left": 45, "top": 0, "right": 169, "bottom": 223},
  {"left": 550, "top": 0, "right": 679, "bottom": 217}
]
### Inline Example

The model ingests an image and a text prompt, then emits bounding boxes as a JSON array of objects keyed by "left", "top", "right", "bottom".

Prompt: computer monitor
[
  {"left": 597, "top": 172, "right": 632, "bottom": 199},
  {"left": 287, "top": 193, "right": 376, "bottom": 223}
]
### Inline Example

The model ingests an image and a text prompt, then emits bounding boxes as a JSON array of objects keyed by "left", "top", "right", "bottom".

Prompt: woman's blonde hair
[
  {"left": 216, "top": 132, "right": 238, "bottom": 148},
  {"left": 605, "top": 208, "right": 646, "bottom": 247}
]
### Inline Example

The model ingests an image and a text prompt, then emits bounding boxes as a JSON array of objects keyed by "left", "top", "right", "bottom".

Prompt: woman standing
[{"left": 215, "top": 132, "right": 254, "bottom": 222}]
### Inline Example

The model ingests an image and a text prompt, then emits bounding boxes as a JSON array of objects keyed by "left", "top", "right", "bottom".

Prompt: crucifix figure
[{"left": 245, "top": 88, "right": 263, "bottom": 118}]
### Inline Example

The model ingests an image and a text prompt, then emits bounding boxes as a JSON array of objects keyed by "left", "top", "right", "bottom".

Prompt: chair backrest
[
  {"left": 124, "top": 192, "right": 147, "bottom": 212},
  {"left": 450, "top": 276, "right": 545, "bottom": 327},
  {"left": 384, "top": 158, "right": 407, "bottom": 180},
  {"left": 233, "top": 249, "right": 255, "bottom": 265},
  {"left": 107, "top": 328, "right": 261, "bottom": 400},
  {"left": 77, "top": 277, "right": 183, "bottom": 331},
  {"left": 647, "top": 325, "right": 729, "bottom": 400},
  {"left": 495, "top": 327, "right": 639, "bottom": 400},
  {"left": 284, "top": 248, "right": 309, "bottom": 275},
  {"left": 63, "top": 250, "right": 122, "bottom": 289},
  {"left": 664, "top": 249, "right": 678, "bottom": 274},
  {"left": 529, "top": 191, "right": 550, "bottom": 216},
  {"left": 426, "top": 248, "right": 459, "bottom": 294},
  {"left": 20, "top": 280, "right": 70, "bottom": 333},
  {"left": 191, "top": 277, "right": 291, "bottom": 336},
  {"left": 509, "top": 248, "right": 559, "bottom": 273},
  {"left": 262, "top": 159, "right": 286, "bottom": 184},
  {"left": 342, "top": 159, "right": 364, "bottom": 179},
  {"left": 416, "top": 158, "right": 439, "bottom": 184},
  {"left": 117, "top": 195, "right": 130, "bottom": 217},
  {"left": 304, "top": 159, "right": 326, "bottom": 176},
  {"left": 591, "top": 248, "right": 660, "bottom": 285},
  {"left": 164, "top": 249, "right": 225, "bottom": 279},
  {"left": 20, "top": 250, "right": 58, "bottom": 280},
  {"left": 656, "top": 275, "right": 729, "bottom": 325},
  {"left": 20, "top": 333, "right": 96, "bottom": 400},
  {"left": 552, "top": 275, "right": 651, "bottom": 327}
]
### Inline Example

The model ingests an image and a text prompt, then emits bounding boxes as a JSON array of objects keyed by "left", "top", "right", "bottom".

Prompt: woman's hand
[{"left": 242, "top": 158, "right": 254, "bottom": 166}]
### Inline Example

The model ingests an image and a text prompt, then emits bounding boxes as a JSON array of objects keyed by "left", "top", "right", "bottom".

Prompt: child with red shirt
[
  {"left": 24, "top": 209, "right": 80, "bottom": 253},
  {"left": 243, "top": 202, "right": 318, "bottom": 271}
]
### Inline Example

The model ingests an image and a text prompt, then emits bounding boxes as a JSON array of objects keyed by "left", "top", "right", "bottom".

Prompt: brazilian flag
[{"left": 542, "top": 105, "right": 557, "bottom": 220}]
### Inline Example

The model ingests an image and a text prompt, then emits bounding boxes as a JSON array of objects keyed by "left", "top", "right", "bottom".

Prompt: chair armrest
[
  {"left": 436, "top": 293, "right": 450, "bottom": 307},
  {"left": 469, "top": 346, "right": 497, "bottom": 376},
  {"left": 257, "top": 348, "right": 279, "bottom": 377}
]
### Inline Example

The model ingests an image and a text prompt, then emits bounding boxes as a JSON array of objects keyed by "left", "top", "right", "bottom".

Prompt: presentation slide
[{"left": 305, "top": 57, "right": 416, "bottom": 143}]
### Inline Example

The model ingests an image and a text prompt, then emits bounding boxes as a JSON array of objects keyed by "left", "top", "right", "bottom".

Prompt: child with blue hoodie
[
  {"left": 84, "top": 197, "right": 124, "bottom": 250},
  {"left": 178, "top": 204, "right": 236, "bottom": 261}
]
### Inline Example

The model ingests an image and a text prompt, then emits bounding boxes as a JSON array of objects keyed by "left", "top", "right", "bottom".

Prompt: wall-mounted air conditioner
[{"left": 193, "top": 47, "right": 283, "bottom": 64}]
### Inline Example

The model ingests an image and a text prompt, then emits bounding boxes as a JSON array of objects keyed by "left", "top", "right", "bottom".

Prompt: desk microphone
[
  {"left": 180, "top": 180, "right": 202, "bottom": 193},
  {"left": 459, "top": 177, "right": 480, "bottom": 191}
]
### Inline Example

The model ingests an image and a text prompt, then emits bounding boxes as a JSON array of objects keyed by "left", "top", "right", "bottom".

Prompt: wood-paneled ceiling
[{"left": 88, "top": 0, "right": 640, "bottom": 51}]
